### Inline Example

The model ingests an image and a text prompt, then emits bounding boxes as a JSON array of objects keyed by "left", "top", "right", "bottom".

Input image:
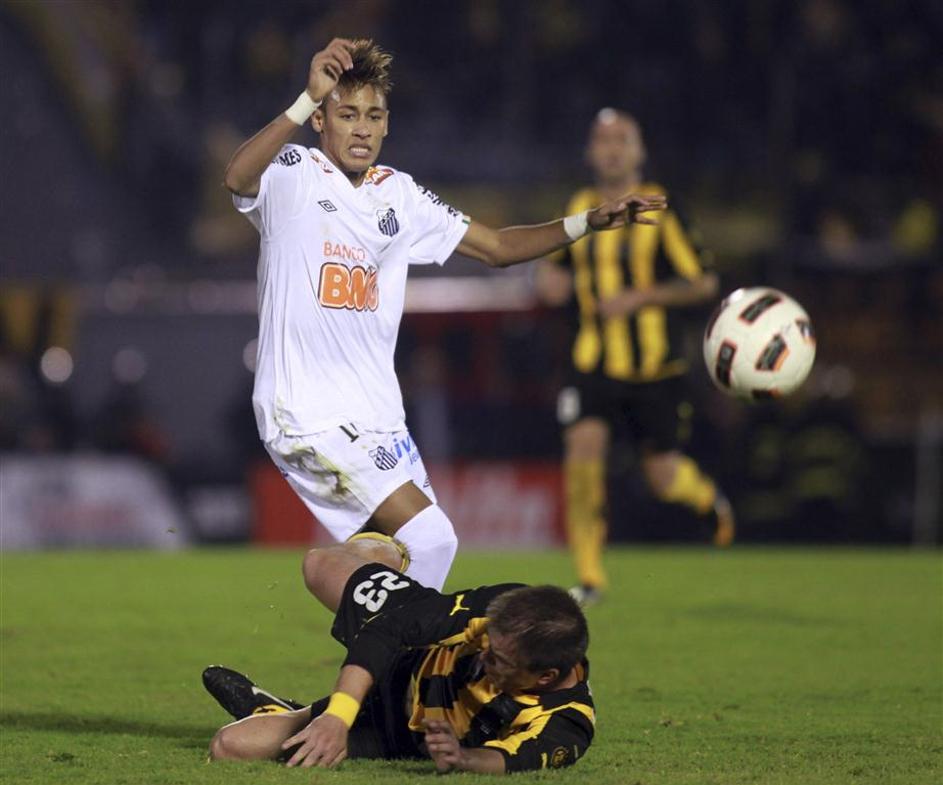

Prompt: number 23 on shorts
[{"left": 352, "top": 570, "right": 410, "bottom": 612}]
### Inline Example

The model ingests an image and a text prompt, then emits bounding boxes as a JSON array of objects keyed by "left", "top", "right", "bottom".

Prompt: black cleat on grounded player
[{"left": 202, "top": 665, "right": 304, "bottom": 719}]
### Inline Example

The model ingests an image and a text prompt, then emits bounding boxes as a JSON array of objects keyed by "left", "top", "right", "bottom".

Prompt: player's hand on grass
[
  {"left": 282, "top": 713, "right": 348, "bottom": 768},
  {"left": 423, "top": 718, "right": 463, "bottom": 773},
  {"left": 307, "top": 38, "right": 355, "bottom": 102},
  {"left": 589, "top": 193, "right": 667, "bottom": 230}
]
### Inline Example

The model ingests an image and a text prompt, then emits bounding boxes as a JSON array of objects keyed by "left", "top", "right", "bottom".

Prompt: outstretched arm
[
  {"left": 223, "top": 38, "right": 355, "bottom": 196},
  {"left": 598, "top": 204, "right": 719, "bottom": 317},
  {"left": 598, "top": 271, "right": 719, "bottom": 317},
  {"left": 456, "top": 193, "right": 667, "bottom": 268}
]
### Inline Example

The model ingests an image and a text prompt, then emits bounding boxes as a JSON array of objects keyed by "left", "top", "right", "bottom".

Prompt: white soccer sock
[{"left": 394, "top": 505, "right": 458, "bottom": 591}]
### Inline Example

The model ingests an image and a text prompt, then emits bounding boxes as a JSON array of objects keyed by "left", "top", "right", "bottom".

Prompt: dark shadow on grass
[{"left": 0, "top": 710, "right": 213, "bottom": 747}]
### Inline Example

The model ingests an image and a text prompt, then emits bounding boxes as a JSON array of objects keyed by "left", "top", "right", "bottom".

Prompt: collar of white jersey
[{"left": 308, "top": 148, "right": 392, "bottom": 192}]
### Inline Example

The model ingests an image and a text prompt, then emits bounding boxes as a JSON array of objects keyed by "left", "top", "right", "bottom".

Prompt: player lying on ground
[
  {"left": 225, "top": 37, "right": 666, "bottom": 592},
  {"left": 204, "top": 537, "right": 594, "bottom": 773}
]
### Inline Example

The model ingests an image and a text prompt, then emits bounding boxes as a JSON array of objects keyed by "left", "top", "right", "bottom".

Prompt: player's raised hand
[
  {"left": 589, "top": 193, "right": 668, "bottom": 231},
  {"left": 307, "top": 38, "right": 356, "bottom": 102},
  {"left": 282, "top": 713, "right": 348, "bottom": 768},
  {"left": 423, "top": 718, "right": 463, "bottom": 773}
]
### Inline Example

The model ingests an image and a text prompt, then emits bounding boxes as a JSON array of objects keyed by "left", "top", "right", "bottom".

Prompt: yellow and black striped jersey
[
  {"left": 336, "top": 577, "right": 595, "bottom": 772},
  {"left": 552, "top": 183, "right": 709, "bottom": 382}
]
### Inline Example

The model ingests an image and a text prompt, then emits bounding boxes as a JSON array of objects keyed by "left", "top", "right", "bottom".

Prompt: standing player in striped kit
[
  {"left": 539, "top": 109, "right": 735, "bottom": 605},
  {"left": 225, "top": 40, "right": 667, "bottom": 592}
]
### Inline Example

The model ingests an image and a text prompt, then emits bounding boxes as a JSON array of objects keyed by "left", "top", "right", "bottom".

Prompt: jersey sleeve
[
  {"left": 231, "top": 144, "right": 314, "bottom": 237},
  {"left": 660, "top": 201, "right": 710, "bottom": 281},
  {"left": 332, "top": 564, "right": 523, "bottom": 683},
  {"left": 403, "top": 177, "right": 470, "bottom": 266},
  {"left": 483, "top": 707, "right": 595, "bottom": 772}
]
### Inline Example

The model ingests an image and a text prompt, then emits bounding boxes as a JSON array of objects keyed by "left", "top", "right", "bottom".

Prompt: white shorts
[{"left": 264, "top": 423, "right": 436, "bottom": 542}]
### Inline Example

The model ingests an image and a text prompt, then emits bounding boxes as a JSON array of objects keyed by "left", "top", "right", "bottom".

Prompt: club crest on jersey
[
  {"left": 369, "top": 445, "right": 399, "bottom": 471},
  {"left": 377, "top": 208, "right": 399, "bottom": 237}
]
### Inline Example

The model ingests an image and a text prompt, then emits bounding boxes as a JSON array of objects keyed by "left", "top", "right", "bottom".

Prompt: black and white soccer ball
[{"left": 703, "top": 287, "right": 816, "bottom": 400}]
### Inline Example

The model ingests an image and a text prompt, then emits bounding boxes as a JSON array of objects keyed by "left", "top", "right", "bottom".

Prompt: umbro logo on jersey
[
  {"left": 319, "top": 200, "right": 337, "bottom": 212},
  {"left": 369, "top": 445, "right": 399, "bottom": 471},
  {"left": 377, "top": 207, "right": 399, "bottom": 237}
]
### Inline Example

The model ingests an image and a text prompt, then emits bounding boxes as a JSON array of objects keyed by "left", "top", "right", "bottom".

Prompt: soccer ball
[{"left": 703, "top": 287, "right": 816, "bottom": 400}]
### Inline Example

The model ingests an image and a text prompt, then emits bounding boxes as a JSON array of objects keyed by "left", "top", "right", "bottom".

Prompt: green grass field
[{"left": 2, "top": 547, "right": 940, "bottom": 784}]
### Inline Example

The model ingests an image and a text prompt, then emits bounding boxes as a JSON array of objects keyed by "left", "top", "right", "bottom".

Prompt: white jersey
[{"left": 235, "top": 145, "right": 469, "bottom": 441}]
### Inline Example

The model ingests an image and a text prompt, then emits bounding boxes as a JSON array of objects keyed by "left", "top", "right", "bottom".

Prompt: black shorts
[
  {"left": 556, "top": 372, "right": 694, "bottom": 452},
  {"left": 312, "top": 563, "right": 435, "bottom": 760}
]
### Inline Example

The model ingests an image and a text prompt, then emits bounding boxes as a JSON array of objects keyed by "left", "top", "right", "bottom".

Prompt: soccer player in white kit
[{"left": 225, "top": 38, "right": 666, "bottom": 591}]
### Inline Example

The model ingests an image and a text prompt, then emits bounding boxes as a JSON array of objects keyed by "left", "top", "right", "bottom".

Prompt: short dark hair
[
  {"left": 486, "top": 586, "right": 589, "bottom": 674},
  {"left": 337, "top": 39, "right": 393, "bottom": 97}
]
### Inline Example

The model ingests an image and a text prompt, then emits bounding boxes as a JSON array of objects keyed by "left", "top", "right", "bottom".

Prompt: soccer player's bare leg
[
  {"left": 641, "top": 449, "right": 735, "bottom": 547},
  {"left": 564, "top": 417, "right": 610, "bottom": 600},
  {"left": 303, "top": 538, "right": 405, "bottom": 613},
  {"left": 301, "top": 482, "right": 457, "bottom": 605},
  {"left": 210, "top": 708, "right": 311, "bottom": 761}
]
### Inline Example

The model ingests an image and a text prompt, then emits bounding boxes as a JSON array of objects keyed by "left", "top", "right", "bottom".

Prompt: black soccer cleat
[{"left": 202, "top": 665, "right": 304, "bottom": 719}]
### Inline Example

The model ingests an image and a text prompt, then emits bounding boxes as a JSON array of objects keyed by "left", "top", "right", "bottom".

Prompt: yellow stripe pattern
[
  {"left": 406, "top": 619, "right": 595, "bottom": 750},
  {"left": 483, "top": 701, "right": 596, "bottom": 755},
  {"left": 557, "top": 184, "right": 704, "bottom": 381}
]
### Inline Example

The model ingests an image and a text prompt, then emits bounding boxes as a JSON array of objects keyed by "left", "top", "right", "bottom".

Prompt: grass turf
[{"left": 1, "top": 547, "right": 940, "bottom": 784}]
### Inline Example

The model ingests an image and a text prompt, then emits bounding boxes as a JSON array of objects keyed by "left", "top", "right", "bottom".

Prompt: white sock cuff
[{"left": 394, "top": 505, "right": 458, "bottom": 591}]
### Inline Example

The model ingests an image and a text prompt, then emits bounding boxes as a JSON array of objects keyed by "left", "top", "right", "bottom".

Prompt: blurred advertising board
[
  {"left": 250, "top": 461, "right": 564, "bottom": 547},
  {"left": 0, "top": 454, "right": 187, "bottom": 549}
]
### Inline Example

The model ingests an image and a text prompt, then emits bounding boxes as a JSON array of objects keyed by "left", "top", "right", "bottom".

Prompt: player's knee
[
  {"left": 416, "top": 524, "right": 458, "bottom": 572},
  {"left": 394, "top": 505, "right": 458, "bottom": 589},
  {"left": 410, "top": 508, "right": 457, "bottom": 553},
  {"left": 439, "top": 525, "right": 458, "bottom": 557},
  {"left": 345, "top": 535, "right": 404, "bottom": 570},
  {"left": 209, "top": 725, "right": 242, "bottom": 761},
  {"left": 564, "top": 420, "right": 608, "bottom": 461},
  {"left": 642, "top": 452, "right": 679, "bottom": 497},
  {"left": 301, "top": 547, "right": 328, "bottom": 596}
]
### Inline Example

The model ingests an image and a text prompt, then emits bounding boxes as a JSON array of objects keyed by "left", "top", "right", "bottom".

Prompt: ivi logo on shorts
[
  {"left": 393, "top": 435, "right": 420, "bottom": 465},
  {"left": 369, "top": 445, "right": 398, "bottom": 471}
]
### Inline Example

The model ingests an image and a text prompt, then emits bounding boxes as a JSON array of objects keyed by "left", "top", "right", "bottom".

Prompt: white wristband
[
  {"left": 284, "top": 91, "right": 322, "bottom": 125},
  {"left": 563, "top": 210, "right": 590, "bottom": 242}
]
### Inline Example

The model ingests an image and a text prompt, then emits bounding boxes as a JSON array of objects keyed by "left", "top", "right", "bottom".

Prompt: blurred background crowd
[{"left": 1, "top": 0, "right": 940, "bottom": 546}]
